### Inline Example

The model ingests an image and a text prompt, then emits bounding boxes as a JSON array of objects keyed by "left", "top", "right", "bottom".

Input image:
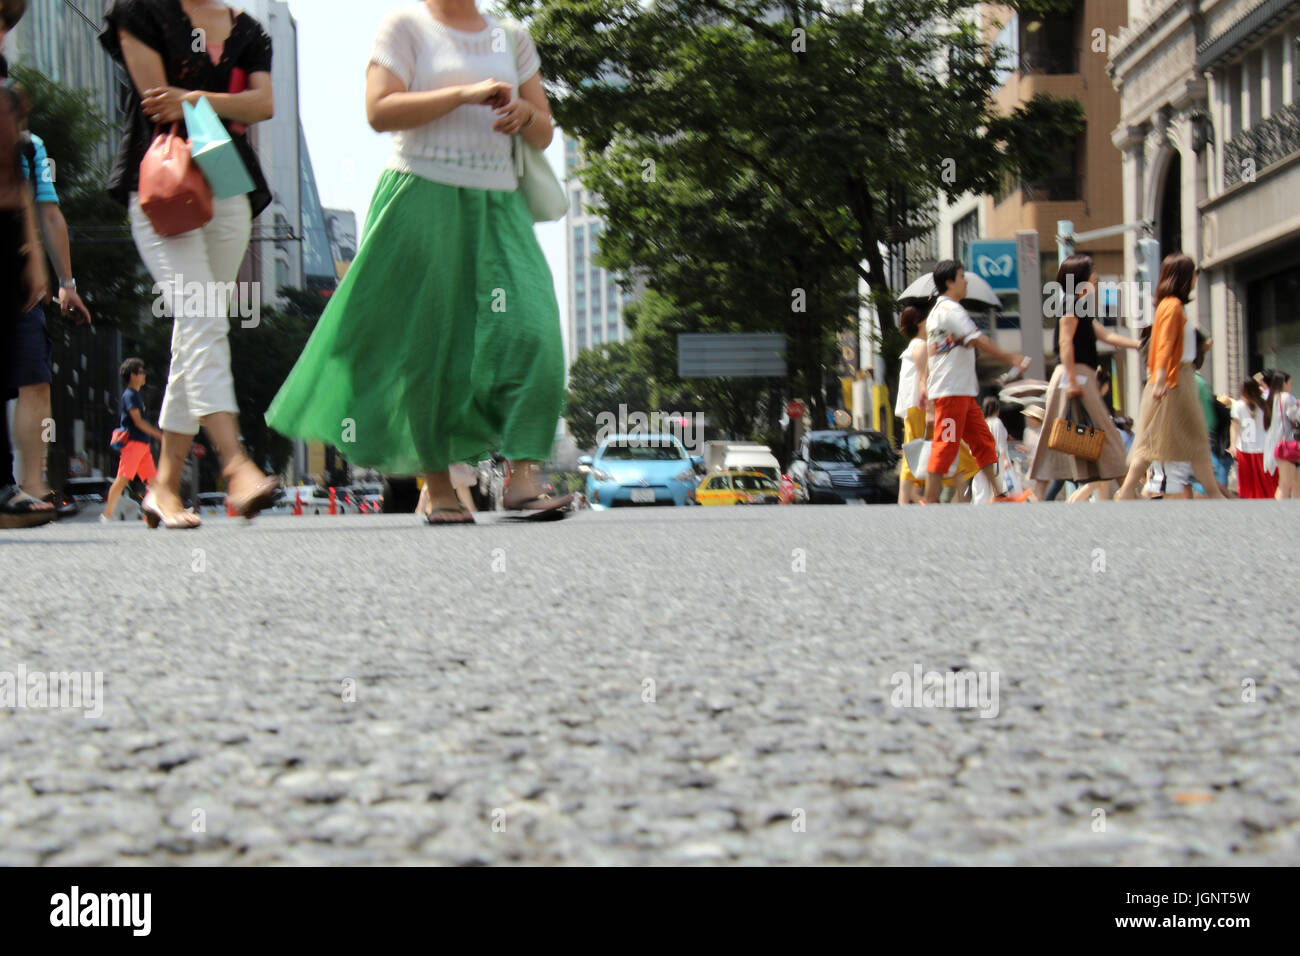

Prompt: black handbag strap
[{"left": 1069, "top": 397, "right": 1095, "bottom": 430}]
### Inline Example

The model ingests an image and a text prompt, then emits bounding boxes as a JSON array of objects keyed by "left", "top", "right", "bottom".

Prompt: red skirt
[{"left": 1236, "top": 451, "right": 1278, "bottom": 499}]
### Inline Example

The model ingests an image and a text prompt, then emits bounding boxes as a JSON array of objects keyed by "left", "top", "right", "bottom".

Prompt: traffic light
[{"left": 1135, "top": 238, "right": 1160, "bottom": 327}]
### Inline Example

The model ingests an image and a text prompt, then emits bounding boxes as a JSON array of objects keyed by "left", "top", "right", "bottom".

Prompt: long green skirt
[{"left": 265, "top": 170, "right": 564, "bottom": 473}]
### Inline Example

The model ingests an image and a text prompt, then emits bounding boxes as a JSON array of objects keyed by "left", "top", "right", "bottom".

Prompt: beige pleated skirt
[
  {"left": 1129, "top": 362, "right": 1208, "bottom": 463},
  {"left": 1029, "top": 364, "right": 1129, "bottom": 482}
]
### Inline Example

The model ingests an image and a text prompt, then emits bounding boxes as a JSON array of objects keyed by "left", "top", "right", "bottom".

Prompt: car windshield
[
  {"left": 731, "top": 475, "right": 777, "bottom": 491},
  {"left": 810, "top": 434, "right": 892, "bottom": 465},
  {"left": 600, "top": 442, "right": 685, "bottom": 461}
]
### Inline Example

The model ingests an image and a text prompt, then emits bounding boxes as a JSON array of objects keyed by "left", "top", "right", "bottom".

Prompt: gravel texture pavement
[{"left": 1, "top": 502, "right": 1296, "bottom": 865}]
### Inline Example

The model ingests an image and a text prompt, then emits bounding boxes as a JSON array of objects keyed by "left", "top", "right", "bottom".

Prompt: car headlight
[
  {"left": 809, "top": 468, "right": 831, "bottom": 487},
  {"left": 673, "top": 468, "right": 695, "bottom": 482},
  {"left": 592, "top": 468, "right": 615, "bottom": 482}
]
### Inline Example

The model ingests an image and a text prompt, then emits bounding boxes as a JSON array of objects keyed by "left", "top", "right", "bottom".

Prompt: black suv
[{"left": 789, "top": 429, "right": 899, "bottom": 504}]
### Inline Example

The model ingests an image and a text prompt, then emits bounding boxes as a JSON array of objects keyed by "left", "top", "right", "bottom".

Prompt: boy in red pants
[{"left": 921, "top": 260, "right": 1029, "bottom": 504}]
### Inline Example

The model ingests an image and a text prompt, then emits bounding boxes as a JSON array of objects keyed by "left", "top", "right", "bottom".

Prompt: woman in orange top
[{"left": 1115, "top": 253, "right": 1224, "bottom": 499}]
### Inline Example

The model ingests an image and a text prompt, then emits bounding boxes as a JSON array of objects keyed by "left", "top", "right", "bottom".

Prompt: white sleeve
[
  {"left": 1230, "top": 400, "right": 1246, "bottom": 425},
  {"left": 370, "top": 11, "right": 417, "bottom": 88},
  {"left": 957, "top": 310, "right": 980, "bottom": 345},
  {"left": 511, "top": 21, "right": 541, "bottom": 83}
]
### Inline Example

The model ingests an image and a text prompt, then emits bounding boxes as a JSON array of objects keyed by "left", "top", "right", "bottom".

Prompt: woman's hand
[
  {"left": 141, "top": 86, "right": 197, "bottom": 124},
  {"left": 1066, "top": 382, "right": 1084, "bottom": 399},
  {"left": 460, "top": 79, "right": 512, "bottom": 110},
  {"left": 493, "top": 97, "right": 536, "bottom": 135},
  {"left": 1152, "top": 381, "right": 1169, "bottom": 402}
]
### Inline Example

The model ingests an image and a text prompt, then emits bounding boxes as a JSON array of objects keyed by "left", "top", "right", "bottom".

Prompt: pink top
[{"left": 207, "top": 42, "right": 223, "bottom": 65}]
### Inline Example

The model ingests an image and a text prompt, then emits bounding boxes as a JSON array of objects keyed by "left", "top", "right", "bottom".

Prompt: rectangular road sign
[{"left": 677, "top": 333, "right": 787, "bottom": 378}]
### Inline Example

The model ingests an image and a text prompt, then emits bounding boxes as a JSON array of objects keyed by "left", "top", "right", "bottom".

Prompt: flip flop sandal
[
  {"left": 0, "top": 485, "right": 56, "bottom": 529},
  {"left": 426, "top": 506, "right": 475, "bottom": 525},
  {"left": 501, "top": 494, "right": 574, "bottom": 521}
]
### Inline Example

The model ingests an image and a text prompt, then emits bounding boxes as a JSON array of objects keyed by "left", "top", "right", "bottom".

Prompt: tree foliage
[{"left": 506, "top": 0, "right": 1085, "bottom": 422}]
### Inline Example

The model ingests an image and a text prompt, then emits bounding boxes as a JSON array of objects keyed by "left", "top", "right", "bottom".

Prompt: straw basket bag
[{"left": 1047, "top": 398, "right": 1104, "bottom": 462}]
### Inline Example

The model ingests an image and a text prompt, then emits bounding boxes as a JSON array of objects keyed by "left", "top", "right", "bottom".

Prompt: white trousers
[{"left": 128, "top": 193, "right": 251, "bottom": 435}]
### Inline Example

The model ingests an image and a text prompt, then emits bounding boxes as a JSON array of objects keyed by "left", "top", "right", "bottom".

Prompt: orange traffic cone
[
  {"left": 328, "top": 487, "right": 337, "bottom": 515},
  {"left": 293, "top": 488, "right": 302, "bottom": 516}
]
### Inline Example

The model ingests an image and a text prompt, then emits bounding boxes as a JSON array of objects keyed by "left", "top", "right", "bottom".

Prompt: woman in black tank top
[{"left": 1028, "top": 254, "right": 1142, "bottom": 497}]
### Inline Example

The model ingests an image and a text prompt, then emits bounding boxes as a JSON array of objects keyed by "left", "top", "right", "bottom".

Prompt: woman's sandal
[
  {"left": 501, "top": 493, "right": 575, "bottom": 521},
  {"left": 426, "top": 506, "right": 475, "bottom": 525},
  {"left": 227, "top": 474, "right": 282, "bottom": 520},
  {"left": 0, "top": 485, "right": 57, "bottom": 529},
  {"left": 141, "top": 490, "right": 201, "bottom": 530}
]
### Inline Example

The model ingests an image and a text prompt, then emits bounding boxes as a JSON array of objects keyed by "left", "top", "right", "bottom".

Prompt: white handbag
[
  {"left": 501, "top": 19, "right": 567, "bottom": 222},
  {"left": 902, "top": 438, "right": 958, "bottom": 480}
]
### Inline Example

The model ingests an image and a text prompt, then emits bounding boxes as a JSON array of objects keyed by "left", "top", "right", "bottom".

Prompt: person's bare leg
[
  {"left": 923, "top": 472, "right": 942, "bottom": 504},
  {"left": 898, "top": 476, "right": 912, "bottom": 505},
  {"left": 15, "top": 383, "right": 52, "bottom": 498},
  {"left": 456, "top": 484, "right": 475, "bottom": 512},
  {"left": 975, "top": 464, "right": 1001, "bottom": 502},
  {"left": 1033, "top": 478, "right": 1049, "bottom": 501},
  {"left": 202, "top": 411, "right": 272, "bottom": 506},
  {"left": 101, "top": 474, "right": 132, "bottom": 518},
  {"left": 1114, "top": 456, "right": 1151, "bottom": 500},
  {"left": 422, "top": 470, "right": 469, "bottom": 522},
  {"left": 1188, "top": 447, "right": 1225, "bottom": 499},
  {"left": 152, "top": 431, "right": 196, "bottom": 519}
]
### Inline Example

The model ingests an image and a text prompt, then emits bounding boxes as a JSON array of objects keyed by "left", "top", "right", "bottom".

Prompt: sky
[{"left": 283, "top": 0, "right": 568, "bottom": 311}]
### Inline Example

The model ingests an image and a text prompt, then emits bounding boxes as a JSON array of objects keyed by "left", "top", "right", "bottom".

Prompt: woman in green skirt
[{"left": 266, "top": 0, "right": 568, "bottom": 524}]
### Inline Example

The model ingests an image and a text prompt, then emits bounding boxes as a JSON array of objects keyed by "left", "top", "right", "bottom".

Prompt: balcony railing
[
  {"left": 1018, "top": 48, "right": 1079, "bottom": 75},
  {"left": 1022, "top": 175, "right": 1084, "bottom": 203},
  {"left": 1224, "top": 103, "right": 1300, "bottom": 188}
]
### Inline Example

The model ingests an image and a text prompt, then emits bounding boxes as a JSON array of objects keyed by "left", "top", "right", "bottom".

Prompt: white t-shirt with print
[
  {"left": 1231, "top": 399, "right": 1267, "bottom": 454},
  {"left": 925, "top": 297, "right": 982, "bottom": 399}
]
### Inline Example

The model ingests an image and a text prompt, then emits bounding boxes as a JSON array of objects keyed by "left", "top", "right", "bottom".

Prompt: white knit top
[{"left": 369, "top": 7, "right": 541, "bottom": 191}]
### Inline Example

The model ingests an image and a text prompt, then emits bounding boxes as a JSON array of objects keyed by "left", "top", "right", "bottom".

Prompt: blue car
[{"left": 579, "top": 434, "right": 701, "bottom": 509}]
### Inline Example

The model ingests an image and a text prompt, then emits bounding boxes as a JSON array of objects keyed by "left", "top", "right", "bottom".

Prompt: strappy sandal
[
  {"left": 225, "top": 466, "right": 282, "bottom": 521},
  {"left": 141, "top": 490, "right": 201, "bottom": 530},
  {"left": 426, "top": 506, "right": 475, "bottom": 525},
  {"left": 0, "top": 485, "right": 56, "bottom": 529}
]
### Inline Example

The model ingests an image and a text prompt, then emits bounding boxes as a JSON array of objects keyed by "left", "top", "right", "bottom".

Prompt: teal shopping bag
[{"left": 183, "top": 96, "right": 254, "bottom": 200}]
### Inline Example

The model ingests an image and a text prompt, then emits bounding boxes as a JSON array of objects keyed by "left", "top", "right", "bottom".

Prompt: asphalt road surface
[{"left": 1, "top": 501, "right": 1296, "bottom": 865}]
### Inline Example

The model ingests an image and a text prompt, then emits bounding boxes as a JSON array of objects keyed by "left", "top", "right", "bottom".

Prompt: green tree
[
  {"left": 229, "top": 287, "right": 324, "bottom": 475},
  {"left": 564, "top": 340, "right": 654, "bottom": 449},
  {"left": 506, "top": 0, "right": 1084, "bottom": 419}
]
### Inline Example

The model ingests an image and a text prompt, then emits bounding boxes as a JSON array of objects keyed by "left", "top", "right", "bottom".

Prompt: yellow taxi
[{"left": 696, "top": 470, "right": 783, "bottom": 506}]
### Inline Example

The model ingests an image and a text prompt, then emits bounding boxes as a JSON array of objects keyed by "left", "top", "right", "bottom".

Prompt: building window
[
  {"left": 571, "top": 190, "right": 582, "bottom": 216},
  {"left": 592, "top": 325, "right": 603, "bottom": 345},
  {"left": 953, "top": 210, "right": 979, "bottom": 263},
  {"left": 1023, "top": 129, "right": 1084, "bottom": 202},
  {"left": 577, "top": 328, "right": 586, "bottom": 349},
  {"left": 1019, "top": 6, "right": 1078, "bottom": 75},
  {"left": 576, "top": 292, "right": 586, "bottom": 311}
]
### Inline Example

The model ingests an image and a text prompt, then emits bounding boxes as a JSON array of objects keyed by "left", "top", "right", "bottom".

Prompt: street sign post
[{"left": 1016, "top": 230, "right": 1045, "bottom": 381}]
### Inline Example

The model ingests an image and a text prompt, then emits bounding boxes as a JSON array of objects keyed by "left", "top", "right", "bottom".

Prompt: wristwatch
[{"left": 60, "top": 278, "right": 76, "bottom": 291}]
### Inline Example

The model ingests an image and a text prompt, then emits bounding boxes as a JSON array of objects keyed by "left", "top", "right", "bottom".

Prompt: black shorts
[{"left": 7, "top": 303, "right": 52, "bottom": 395}]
